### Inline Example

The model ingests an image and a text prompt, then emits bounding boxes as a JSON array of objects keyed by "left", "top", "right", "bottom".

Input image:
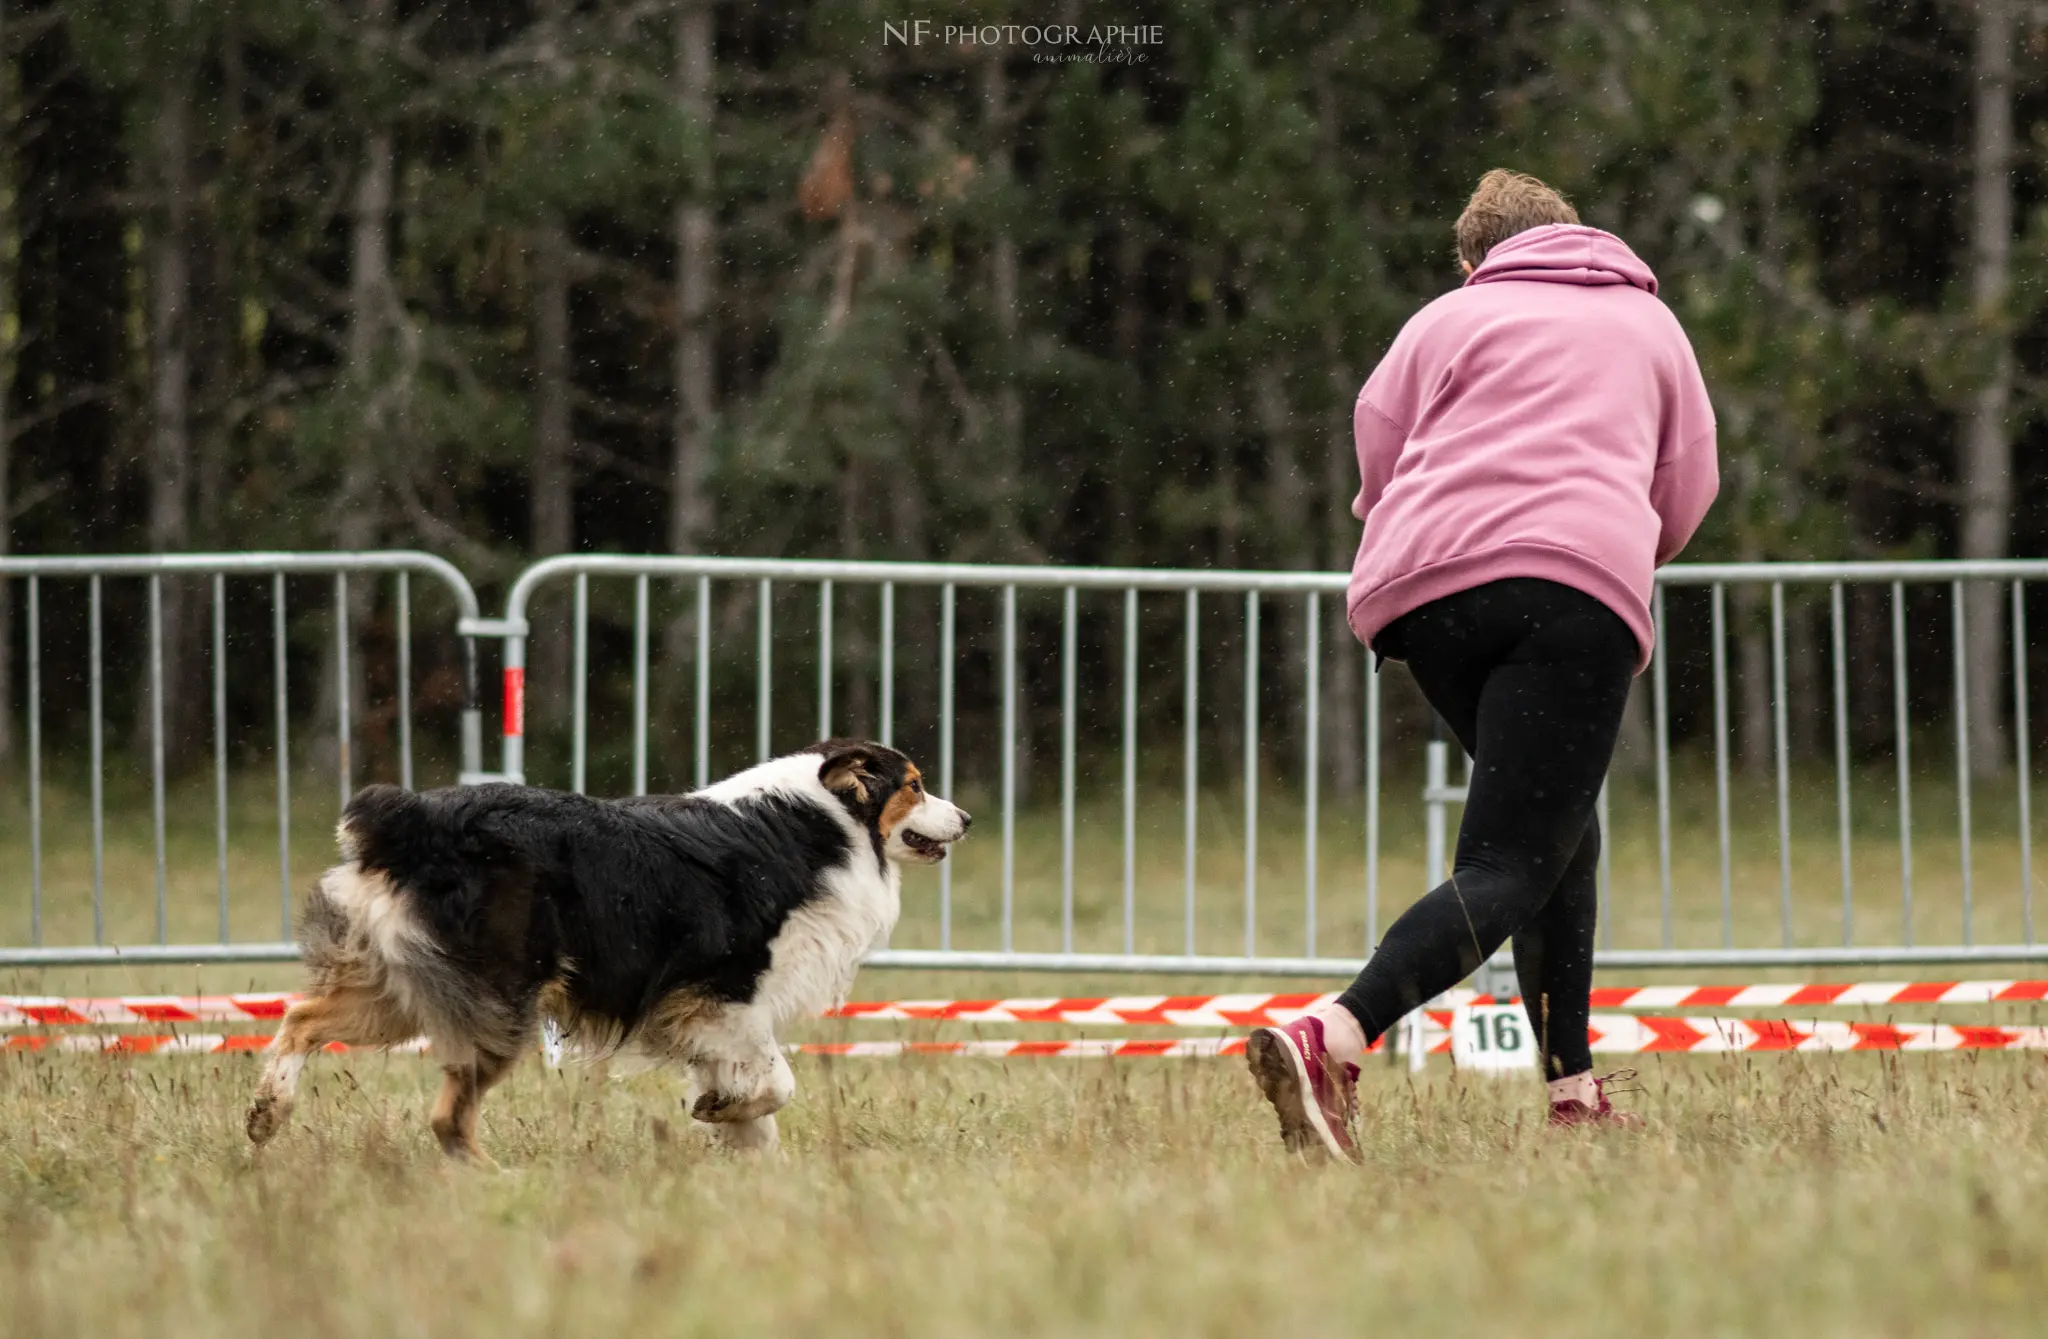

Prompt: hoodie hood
[{"left": 1465, "top": 224, "right": 1658, "bottom": 296}]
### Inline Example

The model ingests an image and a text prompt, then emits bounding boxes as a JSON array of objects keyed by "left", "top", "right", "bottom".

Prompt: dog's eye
[{"left": 910, "top": 778, "right": 922, "bottom": 794}]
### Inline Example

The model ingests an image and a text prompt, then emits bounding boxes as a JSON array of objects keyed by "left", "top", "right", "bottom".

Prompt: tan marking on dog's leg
[
  {"left": 685, "top": 1027, "right": 794, "bottom": 1125},
  {"left": 429, "top": 1050, "right": 515, "bottom": 1166},
  {"left": 246, "top": 987, "right": 413, "bottom": 1146}
]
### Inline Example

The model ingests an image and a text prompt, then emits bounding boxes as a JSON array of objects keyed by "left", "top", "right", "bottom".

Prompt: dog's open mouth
[{"left": 902, "top": 830, "right": 951, "bottom": 861}]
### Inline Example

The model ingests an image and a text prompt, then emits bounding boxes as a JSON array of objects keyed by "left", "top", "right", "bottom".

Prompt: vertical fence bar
[
  {"left": 1001, "top": 584, "right": 1017, "bottom": 954},
  {"left": 150, "top": 576, "right": 167, "bottom": 943},
  {"left": 939, "top": 583, "right": 956, "bottom": 950},
  {"left": 1365, "top": 646, "right": 1380, "bottom": 948},
  {"left": 396, "top": 572, "right": 413, "bottom": 792},
  {"left": 90, "top": 574, "right": 103, "bottom": 944},
  {"left": 632, "top": 574, "right": 650, "bottom": 796},
  {"left": 1831, "top": 582, "right": 1854, "bottom": 946},
  {"left": 2016, "top": 580, "right": 2034, "bottom": 943},
  {"left": 756, "top": 578, "right": 772, "bottom": 763},
  {"left": 27, "top": 577, "right": 41, "bottom": 945},
  {"left": 1893, "top": 581, "right": 1914, "bottom": 946},
  {"left": 213, "top": 575, "right": 229, "bottom": 943},
  {"left": 502, "top": 629, "right": 526, "bottom": 784},
  {"left": 1952, "top": 580, "right": 1974, "bottom": 945},
  {"left": 1122, "top": 588, "right": 1138, "bottom": 955},
  {"left": 1424, "top": 737, "right": 1449, "bottom": 888},
  {"left": 1711, "top": 582, "right": 1731, "bottom": 947},
  {"left": 1771, "top": 582, "right": 1793, "bottom": 947},
  {"left": 818, "top": 579, "right": 833, "bottom": 740},
  {"left": 1304, "top": 593, "right": 1320, "bottom": 958},
  {"left": 695, "top": 575, "right": 711, "bottom": 790},
  {"left": 274, "top": 573, "right": 290, "bottom": 939},
  {"left": 879, "top": 582, "right": 895, "bottom": 747},
  {"left": 1060, "top": 586, "right": 1077, "bottom": 954},
  {"left": 1653, "top": 585, "right": 1673, "bottom": 949},
  {"left": 1243, "top": 591, "right": 1260, "bottom": 957},
  {"left": 334, "top": 572, "right": 350, "bottom": 809},
  {"left": 571, "top": 573, "right": 589, "bottom": 795},
  {"left": 1184, "top": 589, "right": 1198, "bottom": 956}
]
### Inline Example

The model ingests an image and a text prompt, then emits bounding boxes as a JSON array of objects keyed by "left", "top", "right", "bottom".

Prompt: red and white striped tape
[
  {"left": 825, "top": 981, "right": 2048, "bottom": 1028},
  {"left": 10, "top": 1018, "right": 2048, "bottom": 1058},
  {"left": 12, "top": 981, "right": 2048, "bottom": 1031},
  {"left": 811, "top": 1018, "right": 2048, "bottom": 1056},
  {"left": 2, "top": 1034, "right": 427, "bottom": 1056},
  {"left": 0, "top": 994, "right": 296, "bottom": 1027}
]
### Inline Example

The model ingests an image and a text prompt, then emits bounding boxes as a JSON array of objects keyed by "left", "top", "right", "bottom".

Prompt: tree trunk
[
  {"left": 529, "top": 219, "right": 573, "bottom": 728},
  {"left": 0, "top": 0, "right": 14, "bottom": 770},
  {"left": 1959, "top": 0, "right": 2014, "bottom": 778},
  {"left": 318, "top": 99, "right": 396, "bottom": 787},
  {"left": 1256, "top": 364, "right": 1310, "bottom": 773},
  {"left": 1320, "top": 345, "right": 1360, "bottom": 797},
  {"left": 669, "top": 0, "right": 714, "bottom": 556},
  {"left": 980, "top": 52, "right": 1021, "bottom": 541},
  {"left": 196, "top": 12, "right": 241, "bottom": 550},
  {"left": 979, "top": 54, "right": 1032, "bottom": 797},
  {"left": 1734, "top": 584, "right": 1772, "bottom": 777},
  {"left": 142, "top": 17, "right": 197, "bottom": 765},
  {"left": 1787, "top": 600, "right": 1822, "bottom": 758},
  {"left": 659, "top": 0, "right": 715, "bottom": 786},
  {"left": 1614, "top": 678, "right": 1655, "bottom": 776}
]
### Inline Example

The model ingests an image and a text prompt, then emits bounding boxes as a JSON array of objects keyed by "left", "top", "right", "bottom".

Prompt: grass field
[
  {"left": 5, "top": 1047, "right": 2048, "bottom": 1337},
  {"left": 5, "top": 762, "right": 2048, "bottom": 1335}
]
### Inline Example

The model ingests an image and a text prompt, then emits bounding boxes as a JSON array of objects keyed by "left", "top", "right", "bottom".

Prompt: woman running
[{"left": 1248, "top": 170, "right": 1719, "bottom": 1159}]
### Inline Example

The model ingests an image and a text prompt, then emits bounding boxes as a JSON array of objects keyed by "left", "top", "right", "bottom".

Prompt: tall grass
[{"left": 3, "top": 1048, "right": 2046, "bottom": 1337}]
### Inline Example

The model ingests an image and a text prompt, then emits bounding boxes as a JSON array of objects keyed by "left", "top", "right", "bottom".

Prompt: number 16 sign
[{"left": 1450, "top": 1002, "right": 1538, "bottom": 1074}]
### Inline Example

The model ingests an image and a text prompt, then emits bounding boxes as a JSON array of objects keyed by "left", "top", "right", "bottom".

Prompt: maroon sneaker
[
  {"left": 1548, "top": 1070, "right": 1645, "bottom": 1129},
  {"left": 1245, "top": 1014, "right": 1360, "bottom": 1162}
]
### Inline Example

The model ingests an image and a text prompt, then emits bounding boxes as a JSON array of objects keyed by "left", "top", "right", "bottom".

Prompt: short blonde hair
[{"left": 1455, "top": 169, "right": 1579, "bottom": 270}]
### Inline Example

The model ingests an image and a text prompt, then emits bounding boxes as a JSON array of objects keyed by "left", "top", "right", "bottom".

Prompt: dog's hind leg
[
  {"left": 246, "top": 987, "right": 413, "bottom": 1146},
  {"left": 429, "top": 1050, "right": 516, "bottom": 1166}
]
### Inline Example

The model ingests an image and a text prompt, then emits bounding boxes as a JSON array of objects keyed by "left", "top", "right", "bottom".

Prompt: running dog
[{"left": 244, "top": 740, "right": 968, "bottom": 1161}]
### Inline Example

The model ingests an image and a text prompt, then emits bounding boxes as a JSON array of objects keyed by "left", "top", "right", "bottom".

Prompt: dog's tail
[
  {"left": 303, "top": 784, "right": 542, "bottom": 1055},
  {"left": 336, "top": 782, "right": 444, "bottom": 874}
]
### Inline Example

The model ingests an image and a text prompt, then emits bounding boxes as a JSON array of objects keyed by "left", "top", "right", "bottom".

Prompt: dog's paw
[
  {"left": 690, "top": 1088, "right": 783, "bottom": 1124},
  {"left": 245, "top": 1095, "right": 288, "bottom": 1145}
]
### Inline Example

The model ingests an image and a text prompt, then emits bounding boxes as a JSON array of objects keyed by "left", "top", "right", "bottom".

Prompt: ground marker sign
[{"left": 1451, "top": 1003, "right": 1537, "bottom": 1074}]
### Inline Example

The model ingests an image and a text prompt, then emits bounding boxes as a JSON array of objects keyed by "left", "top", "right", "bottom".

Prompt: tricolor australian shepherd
[{"left": 244, "top": 740, "right": 968, "bottom": 1161}]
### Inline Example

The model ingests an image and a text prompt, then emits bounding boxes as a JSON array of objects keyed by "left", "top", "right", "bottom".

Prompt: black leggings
[{"left": 1336, "top": 578, "right": 1637, "bottom": 1079}]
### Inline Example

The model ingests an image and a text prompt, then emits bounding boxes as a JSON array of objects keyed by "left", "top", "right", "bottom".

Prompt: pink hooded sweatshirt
[{"left": 1346, "top": 223, "right": 1718, "bottom": 673}]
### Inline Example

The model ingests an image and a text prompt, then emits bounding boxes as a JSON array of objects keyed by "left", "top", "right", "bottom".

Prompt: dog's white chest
[{"left": 755, "top": 861, "right": 900, "bottom": 1027}]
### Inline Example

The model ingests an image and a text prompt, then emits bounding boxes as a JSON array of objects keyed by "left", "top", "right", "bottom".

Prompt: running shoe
[
  {"left": 1245, "top": 1014, "right": 1360, "bottom": 1161},
  {"left": 1548, "top": 1069, "right": 1645, "bottom": 1129}
]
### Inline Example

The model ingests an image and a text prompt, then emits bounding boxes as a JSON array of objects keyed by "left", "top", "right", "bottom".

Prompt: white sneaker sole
[{"left": 1245, "top": 1027, "right": 1353, "bottom": 1162}]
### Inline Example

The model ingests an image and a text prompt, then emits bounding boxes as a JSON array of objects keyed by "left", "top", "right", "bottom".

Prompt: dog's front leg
[
  {"left": 680, "top": 1008, "right": 794, "bottom": 1126},
  {"left": 698, "top": 1112, "right": 780, "bottom": 1154}
]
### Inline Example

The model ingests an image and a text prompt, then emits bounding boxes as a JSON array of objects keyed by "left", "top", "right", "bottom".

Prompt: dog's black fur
[
  {"left": 336, "top": 778, "right": 853, "bottom": 1037},
  {"left": 247, "top": 739, "right": 966, "bottom": 1160}
]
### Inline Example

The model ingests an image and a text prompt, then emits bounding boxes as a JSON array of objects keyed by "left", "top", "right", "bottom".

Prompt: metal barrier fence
[
  {"left": 494, "top": 555, "right": 1377, "bottom": 976},
  {"left": 8, "top": 551, "right": 2048, "bottom": 974},
  {"left": 491, "top": 555, "right": 2048, "bottom": 978},
  {"left": 1551, "top": 559, "right": 2048, "bottom": 970},
  {"left": 0, "top": 553, "right": 484, "bottom": 966}
]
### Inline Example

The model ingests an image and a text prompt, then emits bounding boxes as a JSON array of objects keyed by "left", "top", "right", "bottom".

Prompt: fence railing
[
  {"left": 496, "top": 555, "right": 1376, "bottom": 975},
  {"left": 0, "top": 553, "right": 484, "bottom": 966},
  {"left": 8, "top": 551, "right": 2048, "bottom": 973}
]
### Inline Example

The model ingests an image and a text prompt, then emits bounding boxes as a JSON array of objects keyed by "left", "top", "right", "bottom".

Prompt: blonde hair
[{"left": 1455, "top": 169, "right": 1579, "bottom": 270}]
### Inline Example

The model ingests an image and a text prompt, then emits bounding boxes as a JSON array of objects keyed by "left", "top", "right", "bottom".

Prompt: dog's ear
[{"left": 818, "top": 746, "right": 874, "bottom": 802}]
